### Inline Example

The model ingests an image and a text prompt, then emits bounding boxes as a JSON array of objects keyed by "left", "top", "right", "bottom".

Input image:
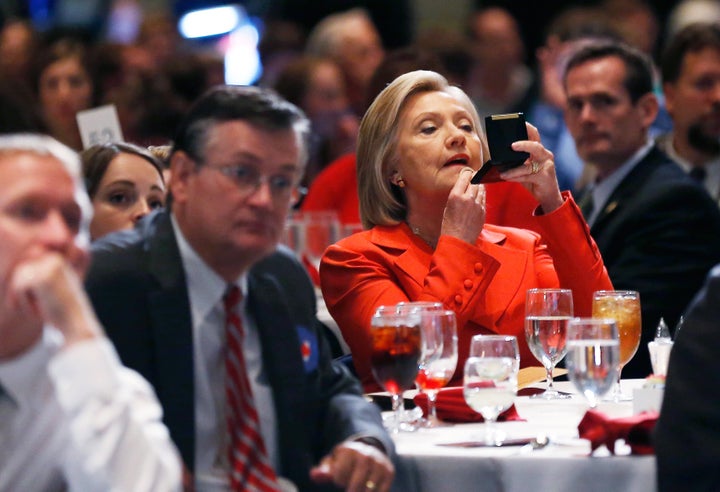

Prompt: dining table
[{"left": 387, "top": 379, "right": 657, "bottom": 492}]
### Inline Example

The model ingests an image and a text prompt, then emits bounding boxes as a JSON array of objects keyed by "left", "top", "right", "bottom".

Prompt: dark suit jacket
[
  {"left": 655, "top": 264, "right": 720, "bottom": 491},
  {"left": 584, "top": 145, "right": 720, "bottom": 377},
  {"left": 85, "top": 211, "right": 397, "bottom": 491}
]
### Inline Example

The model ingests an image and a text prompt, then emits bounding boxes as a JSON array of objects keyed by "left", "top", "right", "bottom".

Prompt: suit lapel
[
  {"left": 247, "top": 273, "right": 312, "bottom": 482},
  {"left": 145, "top": 212, "right": 196, "bottom": 469},
  {"left": 591, "top": 146, "right": 661, "bottom": 235}
]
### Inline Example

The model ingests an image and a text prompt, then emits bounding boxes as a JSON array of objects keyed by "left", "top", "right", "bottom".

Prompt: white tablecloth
[{"left": 392, "top": 380, "right": 656, "bottom": 492}]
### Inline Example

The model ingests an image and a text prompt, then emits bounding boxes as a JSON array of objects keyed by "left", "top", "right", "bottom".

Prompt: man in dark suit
[
  {"left": 655, "top": 264, "right": 720, "bottom": 490},
  {"left": 563, "top": 40, "right": 720, "bottom": 377},
  {"left": 85, "top": 86, "right": 397, "bottom": 491}
]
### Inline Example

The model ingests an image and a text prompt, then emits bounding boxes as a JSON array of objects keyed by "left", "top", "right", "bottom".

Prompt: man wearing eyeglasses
[{"left": 85, "top": 86, "right": 399, "bottom": 492}]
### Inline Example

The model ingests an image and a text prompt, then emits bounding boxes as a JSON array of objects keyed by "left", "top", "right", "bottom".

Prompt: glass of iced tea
[
  {"left": 370, "top": 306, "right": 423, "bottom": 433},
  {"left": 592, "top": 290, "right": 641, "bottom": 401}
]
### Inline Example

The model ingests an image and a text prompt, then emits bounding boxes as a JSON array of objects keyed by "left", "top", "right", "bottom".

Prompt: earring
[{"left": 392, "top": 176, "right": 405, "bottom": 187}]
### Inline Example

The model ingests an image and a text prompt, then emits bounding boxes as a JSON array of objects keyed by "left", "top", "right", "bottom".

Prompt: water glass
[
  {"left": 525, "top": 288, "right": 573, "bottom": 399},
  {"left": 566, "top": 318, "right": 620, "bottom": 408}
]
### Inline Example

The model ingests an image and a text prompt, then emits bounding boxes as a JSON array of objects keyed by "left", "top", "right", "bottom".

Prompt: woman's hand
[
  {"left": 499, "top": 122, "right": 564, "bottom": 214},
  {"left": 441, "top": 168, "right": 486, "bottom": 244}
]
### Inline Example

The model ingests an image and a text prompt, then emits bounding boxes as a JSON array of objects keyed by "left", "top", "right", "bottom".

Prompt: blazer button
[
  {"left": 474, "top": 263, "right": 483, "bottom": 274},
  {"left": 454, "top": 294, "right": 463, "bottom": 305},
  {"left": 464, "top": 279, "right": 473, "bottom": 290}
]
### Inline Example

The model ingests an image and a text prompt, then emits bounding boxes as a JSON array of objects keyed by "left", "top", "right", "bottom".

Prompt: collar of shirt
[
  {"left": 171, "top": 214, "right": 248, "bottom": 326},
  {"left": 0, "top": 327, "right": 62, "bottom": 408},
  {"left": 588, "top": 139, "right": 654, "bottom": 226}
]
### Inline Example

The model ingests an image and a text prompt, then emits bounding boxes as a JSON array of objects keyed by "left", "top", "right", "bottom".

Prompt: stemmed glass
[
  {"left": 524, "top": 288, "right": 573, "bottom": 399},
  {"left": 413, "top": 308, "right": 458, "bottom": 427},
  {"left": 396, "top": 302, "right": 442, "bottom": 426},
  {"left": 370, "top": 306, "right": 423, "bottom": 433},
  {"left": 566, "top": 318, "right": 620, "bottom": 408},
  {"left": 592, "top": 290, "right": 641, "bottom": 401},
  {"left": 463, "top": 335, "right": 519, "bottom": 445},
  {"left": 303, "top": 211, "right": 341, "bottom": 269}
]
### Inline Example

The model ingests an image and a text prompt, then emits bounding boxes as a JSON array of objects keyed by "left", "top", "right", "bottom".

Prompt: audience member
[
  {"left": 0, "top": 18, "right": 38, "bottom": 88},
  {"left": 655, "top": 263, "right": 720, "bottom": 491},
  {"left": 658, "top": 22, "right": 720, "bottom": 205},
  {"left": 565, "top": 40, "right": 720, "bottom": 377},
  {"left": 465, "top": 6, "right": 534, "bottom": 118},
  {"left": 81, "top": 142, "right": 166, "bottom": 241},
  {"left": 274, "top": 55, "right": 359, "bottom": 186},
  {"left": 85, "top": 86, "right": 399, "bottom": 491},
  {"left": 0, "top": 134, "right": 181, "bottom": 491},
  {"left": 33, "top": 37, "right": 97, "bottom": 150},
  {"left": 305, "top": 8, "right": 385, "bottom": 117},
  {"left": 666, "top": 0, "right": 720, "bottom": 40},
  {"left": 320, "top": 70, "right": 613, "bottom": 391},
  {"left": 602, "top": 0, "right": 661, "bottom": 58}
]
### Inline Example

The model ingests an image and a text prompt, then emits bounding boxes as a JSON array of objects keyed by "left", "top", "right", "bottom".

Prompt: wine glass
[
  {"left": 566, "top": 318, "right": 620, "bottom": 408},
  {"left": 524, "top": 288, "right": 573, "bottom": 399},
  {"left": 396, "top": 302, "right": 443, "bottom": 425},
  {"left": 463, "top": 335, "right": 519, "bottom": 445},
  {"left": 411, "top": 307, "right": 458, "bottom": 427},
  {"left": 303, "top": 211, "right": 341, "bottom": 269},
  {"left": 592, "top": 290, "right": 641, "bottom": 401},
  {"left": 370, "top": 306, "right": 423, "bottom": 433}
]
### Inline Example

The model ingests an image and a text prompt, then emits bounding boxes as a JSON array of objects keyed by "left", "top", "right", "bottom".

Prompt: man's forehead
[{"left": 204, "top": 120, "right": 302, "bottom": 162}]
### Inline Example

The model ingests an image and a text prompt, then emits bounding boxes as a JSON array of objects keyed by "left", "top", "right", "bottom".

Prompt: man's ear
[
  {"left": 636, "top": 92, "right": 660, "bottom": 131},
  {"left": 169, "top": 151, "right": 196, "bottom": 205}
]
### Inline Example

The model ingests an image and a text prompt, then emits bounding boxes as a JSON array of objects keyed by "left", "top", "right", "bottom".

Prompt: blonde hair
[{"left": 357, "top": 70, "right": 487, "bottom": 229}]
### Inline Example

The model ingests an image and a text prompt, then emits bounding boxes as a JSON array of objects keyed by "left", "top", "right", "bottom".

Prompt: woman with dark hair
[
  {"left": 81, "top": 141, "right": 166, "bottom": 240},
  {"left": 34, "top": 38, "right": 97, "bottom": 150}
]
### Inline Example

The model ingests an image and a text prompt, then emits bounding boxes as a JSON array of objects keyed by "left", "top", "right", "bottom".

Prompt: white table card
[{"left": 76, "top": 104, "right": 124, "bottom": 149}]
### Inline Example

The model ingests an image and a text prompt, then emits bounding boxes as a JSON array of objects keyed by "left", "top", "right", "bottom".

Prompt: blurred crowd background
[{"left": 0, "top": 0, "right": 716, "bottom": 189}]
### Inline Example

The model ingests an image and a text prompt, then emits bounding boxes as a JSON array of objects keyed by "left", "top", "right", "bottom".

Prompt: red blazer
[{"left": 320, "top": 192, "right": 612, "bottom": 391}]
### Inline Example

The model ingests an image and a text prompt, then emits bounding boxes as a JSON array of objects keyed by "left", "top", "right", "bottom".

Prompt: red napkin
[
  {"left": 413, "top": 386, "right": 523, "bottom": 423},
  {"left": 578, "top": 409, "right": 658, "bottom": 455}
]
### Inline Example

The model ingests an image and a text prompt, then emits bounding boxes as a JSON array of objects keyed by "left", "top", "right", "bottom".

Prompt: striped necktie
[{"left": 223, "top": 285, "right": 279, "bottom": 491}]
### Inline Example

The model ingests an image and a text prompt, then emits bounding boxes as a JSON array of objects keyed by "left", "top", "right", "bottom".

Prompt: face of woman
[
  {"left": 89, "top": 153, "right": 165, "bottom": 240},
  {"left": 392, "top": 90, "right": 484, "bottom": 198},
  {"left": 39, "top": 57, "right": 93, "bottom": 127}
]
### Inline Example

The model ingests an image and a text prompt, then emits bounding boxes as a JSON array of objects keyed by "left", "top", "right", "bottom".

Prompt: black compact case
[{"left": 472, "top": 113, "right": 530, "bottom": 184}]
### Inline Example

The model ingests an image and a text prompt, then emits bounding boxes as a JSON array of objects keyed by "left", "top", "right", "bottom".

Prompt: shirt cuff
[{"left": 47, "top": 337, "right": 123, "bottom": 410}]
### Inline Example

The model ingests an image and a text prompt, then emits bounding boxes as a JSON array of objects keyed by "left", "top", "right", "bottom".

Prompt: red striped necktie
[{"left": 223, "top": 285, "right": 280, "bottom": 491}]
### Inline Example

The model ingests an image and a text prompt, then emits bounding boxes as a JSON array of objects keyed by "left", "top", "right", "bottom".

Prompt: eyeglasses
[{"left": 208, "top": 165, "right": 305, "bottom": 204}]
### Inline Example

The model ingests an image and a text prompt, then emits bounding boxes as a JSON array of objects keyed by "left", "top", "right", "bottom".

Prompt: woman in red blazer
[{"left": 320, "top": 70, "right": 612, "bottom": 391}]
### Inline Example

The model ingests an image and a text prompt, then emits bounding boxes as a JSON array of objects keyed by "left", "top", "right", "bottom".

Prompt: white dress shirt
[
  {"left": 0, "top": 328, "right": 182, "bottom": 492},
  {"left": 171, "top": 217, "right": 278, "bottom": 491}
]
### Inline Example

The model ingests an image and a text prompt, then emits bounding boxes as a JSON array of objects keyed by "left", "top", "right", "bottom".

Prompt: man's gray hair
[{"left": 0, "top": 134, "right": 93, "bottom": 244}]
